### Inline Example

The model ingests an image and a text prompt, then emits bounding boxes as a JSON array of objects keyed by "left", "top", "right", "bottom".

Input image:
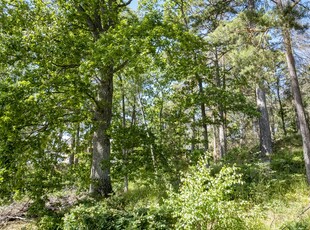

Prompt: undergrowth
[{"left": 13, "top": 134, "right": 310, "bottom": 229}]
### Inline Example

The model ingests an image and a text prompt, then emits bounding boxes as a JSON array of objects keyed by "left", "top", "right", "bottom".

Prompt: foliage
[
  {"left": 62, "top": 202, "right": 175, "bottom": 230},
  {"left": 281, "top": 217, "right": 310, "bottom": 230},
  {"left": 165, "top": 157, "right": 258, "bottom": 230}
]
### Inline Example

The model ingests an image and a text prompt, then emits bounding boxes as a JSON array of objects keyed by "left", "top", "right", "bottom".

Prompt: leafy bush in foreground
[
  {"left": 166, "top": 158, "right": 259, "bottom": 230},
  {"left": 62, "top": 202, "right": 175, "bottom": 230}
]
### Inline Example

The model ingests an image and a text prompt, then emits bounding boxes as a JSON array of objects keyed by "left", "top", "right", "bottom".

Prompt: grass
[{"left": 1, "top": 134, "right": 310, "bottom": 229}]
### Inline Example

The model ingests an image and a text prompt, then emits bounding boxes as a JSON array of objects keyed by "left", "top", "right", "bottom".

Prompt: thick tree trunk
[
  {"left": 282, "top": 27, "right": 310, "bottom": 184},
  {"left": 89, "top": 68, "right": 113, "bottom": 197},
  {"left": 256, "top": 87, "right": 272, "bottom": 157}
]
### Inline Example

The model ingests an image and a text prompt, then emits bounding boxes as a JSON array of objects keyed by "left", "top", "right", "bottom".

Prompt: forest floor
[
  {"left": 0, "top": 201, "right": 35, "bottom": 229},
  {"left": 1, "top": 135, "right": 310, "bottom": 229},
  {"left": 0, "top": 192, "right": 82, "bottom": 229}
]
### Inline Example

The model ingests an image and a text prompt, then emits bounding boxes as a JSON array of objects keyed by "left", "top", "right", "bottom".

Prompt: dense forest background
[{"left": 0, "top": 0, "right": 310, "bottom": 229}]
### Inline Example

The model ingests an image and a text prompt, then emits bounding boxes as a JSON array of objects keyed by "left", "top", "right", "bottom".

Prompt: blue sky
[{"left": 129, "top": 0, "right": 138, "bottom": 10}]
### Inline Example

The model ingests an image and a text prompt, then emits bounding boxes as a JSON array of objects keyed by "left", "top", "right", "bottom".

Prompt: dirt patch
[
  {"left": 1, "top": 221, "right": 36, "bottom": 230},
  {"left": 0, "top": 200, "right": 35, "bottom": 229}
]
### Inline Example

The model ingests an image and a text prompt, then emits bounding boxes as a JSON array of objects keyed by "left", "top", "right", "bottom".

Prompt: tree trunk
[
  {"left": 89, "top": 68, "right": 113, "bottom": 197},
  {"left": 256, "top": 87, "right": 272, "bottom": 157},
  {"left": 120, "top": 76, "right": 128, "bottom": 193},
  {"left": 276, "top": 75, "right": 287, "bottom": 136},
  {"left": 69, "top": 124, "right": 80, "bottom": 165},
  {"left": 197, "top": 75, "right": 209, "bottom": 153},
  {"left": 69, "top": 132, "right": 75, "bottom": 165},
  {"left": 213, "top": 121, "right": 220, "bottom": 161},
  {"left": 282, "top": 27, "right": 310, "bottom": 184},
  {"left": 138, "top": 93, "right": 157, "bottom": 173},
  {"left": 191, "top": 113, "right": 196, "bottom": 152},
  {"left": 219, "top": 124, "right": 226, "bottom": 158},
  {"left": 75, "top": 124, "right": 80, "bottom": 164},
  {"left": 215, "top": 48, "right": 226, "bottom": 158}
]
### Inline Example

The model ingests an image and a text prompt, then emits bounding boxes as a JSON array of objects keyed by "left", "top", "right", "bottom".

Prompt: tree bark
[
  {"left": 120, "top": 75, "right": 128, "bottom": 192},
  {"left": 215, "top": 48, "right": 226, "bottom": 158},
  {"left": 256, "top": 87, "right": 272, "bottom": 157},
  {"left": 197, "top": 75, "right": 209, "bottom": 153},
  {"left": 276, "top": 75, "right": 287, "bottom": 136},
  {"left": 274, "top": 0, "right": 310, "bottom": 184},
  {"left": 75, "top": 124, "right": 80, "bottom": 164},
  {"left": 282, "top": 27, "right": 310, "bottom": 184},
  {"left": 138, "top": 93, "right": 157, "bottom": 173},
  {"left": 69, "top": 124, "right": 80, "bottom": 165},
  {"left": 213, "top": 119, "right": 220, "bottom": 161},
  {"left": 89, "top": 68, "right": 113, "bottom": 197}
]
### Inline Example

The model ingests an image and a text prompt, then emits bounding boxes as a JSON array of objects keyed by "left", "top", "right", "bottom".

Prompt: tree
[{"left": 273, "top": 0, "right": 310, "bottom": 183}]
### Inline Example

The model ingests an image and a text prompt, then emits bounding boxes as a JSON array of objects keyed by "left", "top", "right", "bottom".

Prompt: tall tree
[
  {"left": 248, "top": 0, "right": 272, "bottom": 157},
  {"left": 69, "top": 0, "right": 135, "bottom": 197},
  {"left": 273, "top": 0, "right": 310, "bottom": 183}
]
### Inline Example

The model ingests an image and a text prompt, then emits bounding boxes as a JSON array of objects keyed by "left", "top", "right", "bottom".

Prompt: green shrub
[
  {"left": 38, "top": 214, "right": 63, "bottom": 230},
  {"left": 63, "top": 202, "right": 175, "bottom": 230},
  {"left": 165, "top": 157, "right": 259, "bottom": 230},
  {"left": 281, "top": 218, "right": 310, "bottom": 230}
]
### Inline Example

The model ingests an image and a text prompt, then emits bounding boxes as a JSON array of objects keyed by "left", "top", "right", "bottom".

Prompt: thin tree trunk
[
  {"left": 191, "top": 113, "right": 196, "bottom": 152},
  {"left": 120, "top": 76, "right": 128, "bottom": 193},
  {"left": 197, "top": 75, "right": 209, "bottom": 153},
  {"left": 256, "top": 87, "right": 272, "bottom": 157},
  {"left": 270, "top": 105, "right": 276, "bottom": 139},
  {"left": 74, "top": 124, "right": 80, "bottom": 164},
  {"left": 69, "top": 132, "right": 75, "bottom": 165},
  {"left": 89, "top": 68, "right": 113, "bottom": 197},
  {"left": 276, "top": 75, "right": 287, "bottom": 136},
  {"left": 138, "top": 93, "right": 157, "bottom": 173},
  {"left": 213, "top": 119, "right": 220, "bottom": 161},
  {"left": 69, "top": 124, "right": 80, "bottom": 165},
  {"left": 215, "top": 48, "right": 226, "bottom": 158},
  {"left": 131, "top": 96, "right": 136, "bottom": 127}
]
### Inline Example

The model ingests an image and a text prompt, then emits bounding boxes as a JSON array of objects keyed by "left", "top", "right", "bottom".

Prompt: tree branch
[
  {"left": 76, "top": 4, "right": 100, "bottom": 39},
  {"left": 52, "top": 62, "right": 80, "bottom": 69},
  {"left": 118, "top": 0, "right": 133, "bottom": 7},
  {"left": 114, "top": 60, "right": 129, "bottom": 73}
]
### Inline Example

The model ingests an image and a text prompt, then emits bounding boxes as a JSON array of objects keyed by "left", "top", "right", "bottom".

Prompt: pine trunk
[
  {"left": 197, "top": 76, "right": 209, "bottom": 153},
  {"left": 276, "top": 75, "right": 287, "bottom": 136},
  {"left": 282, "top": 28, "right": 310, "bottom": 184},
  {"left": 256, "top": 87, "right": 272, "bottom": 157}
]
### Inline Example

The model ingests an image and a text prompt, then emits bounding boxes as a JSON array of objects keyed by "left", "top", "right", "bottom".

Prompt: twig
[
  {"left": 280, "top": 203, "right": 310, "bottom": 230},
  {"left": 297, "top": 204, "right": 310, "bottom": 218}
]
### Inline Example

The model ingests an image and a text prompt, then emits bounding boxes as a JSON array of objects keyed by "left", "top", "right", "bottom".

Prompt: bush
[
  {"left": 63, "top": 202, "right": 175, "bottom": 230},
  {"left": 281, "top": 218, "right": 310, "bottom": 230},
  {"left": 38, "top": 214, "right": 63, "bottom": 230},
  {"left": 165, "top": 157, "right": 259, "bottom": 230}
]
